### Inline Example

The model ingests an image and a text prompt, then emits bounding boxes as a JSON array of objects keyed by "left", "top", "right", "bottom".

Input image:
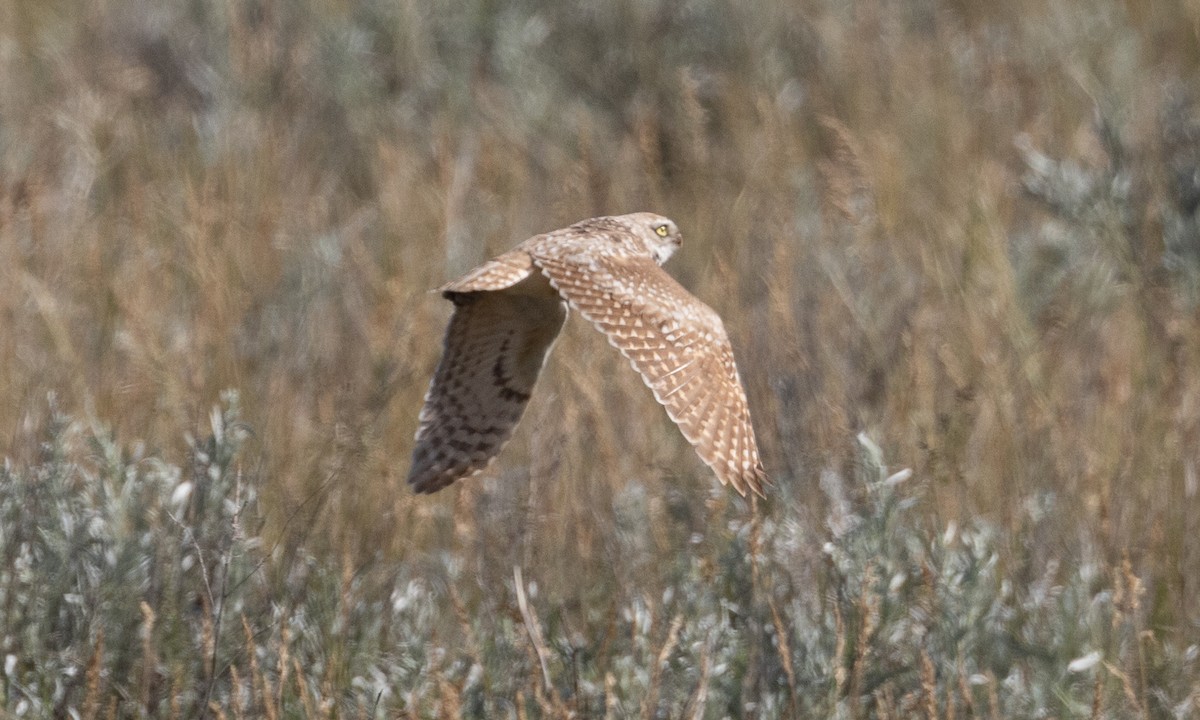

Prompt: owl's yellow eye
[{"left": 655, "top": 224, "right": 669, "bottom": 237}]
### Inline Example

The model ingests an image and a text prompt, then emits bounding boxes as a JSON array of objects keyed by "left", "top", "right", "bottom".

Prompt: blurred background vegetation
[{"left": 3, "top": 0, "right": 1200, "bottom": 716}]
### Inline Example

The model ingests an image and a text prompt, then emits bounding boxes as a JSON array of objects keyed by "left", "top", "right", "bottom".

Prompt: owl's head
[{"left": 621, "top": 212, "right": 682, "bottom": 265}]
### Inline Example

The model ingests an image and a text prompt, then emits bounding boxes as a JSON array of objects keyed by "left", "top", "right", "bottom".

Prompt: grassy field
[{"left": 3, "top": 0, "right": 1200, "bottom": 716}]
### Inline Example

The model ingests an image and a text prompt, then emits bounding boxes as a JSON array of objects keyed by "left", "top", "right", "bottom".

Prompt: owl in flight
[{"left": 407, "top": 213, "right": 767, "bottom": 497}]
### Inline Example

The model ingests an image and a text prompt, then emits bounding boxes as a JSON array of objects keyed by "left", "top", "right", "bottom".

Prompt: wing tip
[
  {"left": 406, "top": 448, "right": 497, "bottom": 494},
  {"left": 407, "top": 469, "right": 454, "bottom": 494},
  {"left": 724, "top": 463, "right": 769, "bottom": 499},
  {"left": 405, "top": 462, "right": 456, "bottom": 494},
  {"left": 405, "top": 441, "right": 459, "bottom": 493},
  {"left": 749, "top": 465, "right": 769, "bottom": 499}
]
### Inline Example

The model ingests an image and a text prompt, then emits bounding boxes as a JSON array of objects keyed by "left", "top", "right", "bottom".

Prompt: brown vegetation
[{"left": 2, "top": 0, "right": 1200, "bottom": 715}]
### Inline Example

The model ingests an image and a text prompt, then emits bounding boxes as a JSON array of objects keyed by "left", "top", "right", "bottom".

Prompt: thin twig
[
  {"left": 513, "top": 565, "right": 554, "bottom": 692},
  {"left": 166, "top": 508, "right": 221, "bottom": 716},
  {"left": 642, "top": 615, "right": 683, "bottom": 720},
  {"left": 688, "top": 634, "right": 713, "bottom": 720}
]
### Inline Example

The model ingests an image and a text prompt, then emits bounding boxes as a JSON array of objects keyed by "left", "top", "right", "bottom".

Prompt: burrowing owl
[{"left": 407, "top": 213, "right": 767, "bottom": 497}]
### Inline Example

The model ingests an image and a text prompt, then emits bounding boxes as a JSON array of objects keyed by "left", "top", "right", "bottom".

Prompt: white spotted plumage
[{"left": 407, "top": 212, "right": 767, "bottom": 497}]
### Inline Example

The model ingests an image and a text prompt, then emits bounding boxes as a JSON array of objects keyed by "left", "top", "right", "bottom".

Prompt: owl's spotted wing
[
  {"left": 407, "top": 276, "right": 567, "bottom": 493},
  {"left": 531, "top": 248, "right": 767, "bottom": 497},
  {"left": 438, "top": 249, "right": 537, "bottom": 294}
]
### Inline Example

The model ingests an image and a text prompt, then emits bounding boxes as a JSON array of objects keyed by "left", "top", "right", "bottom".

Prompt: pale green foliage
[{"left": 2, "top": 402, "right": 1195, "bottom": 717}]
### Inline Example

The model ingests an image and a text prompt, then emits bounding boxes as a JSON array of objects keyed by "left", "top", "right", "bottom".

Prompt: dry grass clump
[{"left": 3, "top": 0, "right": 1200, "bottom": 716}]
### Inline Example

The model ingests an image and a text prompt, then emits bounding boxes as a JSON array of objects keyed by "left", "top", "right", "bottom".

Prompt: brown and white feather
[
  {"left": 408, "top": 269, "right": 565, "bottom": 493},
  {"left": 438, "top": 249, "right": 536, "bottom": 294},
  {"left": 529, "top": 237, "right": 766, "bottom": 497}
]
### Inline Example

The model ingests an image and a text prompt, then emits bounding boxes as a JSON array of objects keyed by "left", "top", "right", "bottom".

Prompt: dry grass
[{"left": 2, "top": 0, "right": 1200, "bottom": 716}]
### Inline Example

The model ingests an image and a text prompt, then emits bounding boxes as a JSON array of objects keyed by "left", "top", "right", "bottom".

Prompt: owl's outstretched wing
[
  {"left": 406, "top": 269, "right": 567, "bottom": 493},
  {"left": 531, "top": 247, "right": 767, "bottom": 497}
]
